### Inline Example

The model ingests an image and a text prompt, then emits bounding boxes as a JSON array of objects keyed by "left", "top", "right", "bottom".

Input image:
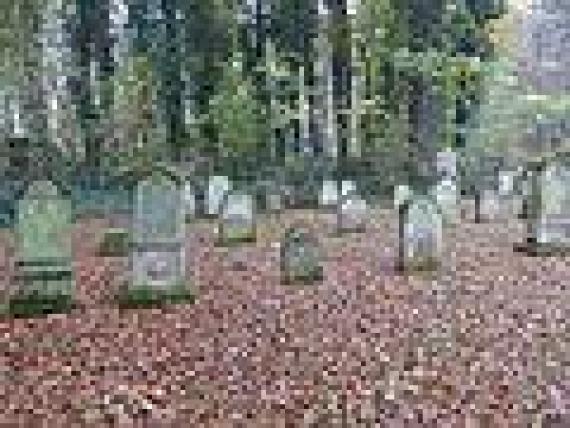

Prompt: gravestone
[
  {"left": 206, "top": 175, "right": 231, "bottom": 216},
  {"left": 218, "top": 192, "right": 256, "bottom": 245},
  {"left": 320, "top": 180, "right": 339, "bottom": 208},
  {"left": 394, "top": 184, "right": 412, "bottom": 209},
  {"left": 280, "top": 226, "right": 323, "bottom": 284},
  {"left": 183, "top": 181, "right": 195, "bottom": 221},
  {"left": 535, "top": 163, "right": 570, "bottom": 247},
  {"left": 478, "top": 189, "right": 501, "bottom": 222},
  {"left": 14, "top": 180, "right": 74, "bottom": 302},
  {"left": 398, "top": 197, "right": 443, "bottom": 273},
  {"left": 432, "top": 177, "right": 458, "bottom": 224},
  {"left": 436, "top": 150, "right": 457, "bottom": 180},
  {"left": 341, "top": 180, "right": 357, "bottom": 198},
  {"left": 131, "top": 173, "right": 185, "bottom": 290},
  {"left": 338, "top": 191, "right": 368, "bottom": 233}
]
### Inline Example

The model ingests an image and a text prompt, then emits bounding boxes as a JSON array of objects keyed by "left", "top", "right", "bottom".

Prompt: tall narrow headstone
[
  {"left": 14, "top": 180, "right": 73, "bottom": 301},
  {"left": 131, "top": 173, "right": 185, "bottom": 290},
  {"left": 398, "top": 197, "right": 443, "bottom": 273},
  {"left": 207, "top": 175, "right": 231, "bottom": 216}
]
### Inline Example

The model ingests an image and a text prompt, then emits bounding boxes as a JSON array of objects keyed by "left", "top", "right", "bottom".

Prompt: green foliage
[
  {"left": 8, "top": 292, "right": 73, "bottom": 318},
  {"left": 97, "top": 228, "right": 130, "bottom": 257},
  {"left": 117, "top": 284, "right": 194, "bottom": 309},
  {"left": 206, "top": 62, "right": 267, "bottom": 171}
]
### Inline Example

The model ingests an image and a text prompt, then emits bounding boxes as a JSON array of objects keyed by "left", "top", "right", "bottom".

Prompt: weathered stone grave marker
[
  {"left": 11, "top": 180, "right": 74, "bottom": 314},
  {"left": 183, "top": 180, "right": 195, "bottom": 221},
  {"left": 338, "top": 190, "right": 368, "bottom": 233},
  {"left": 432, "top": 177, "right": 458, "bottom": 225},
  {"left": 320, "top": 179, "right": 339, "bottom": 208},
  {"left": 206, "top": 175, "right": 231, "bottom": 216},
  {"left": 129, "top": 172, "right": 188, "bottom": 303},
  {"left": 281, "top": 225, "right": 323, "bottom": 284},
  {"left": 514, "top": 153, "right": 570, "bottom": 255},
  {"left": 398, "top": 196, "right": 443, "bottom": 274},
  {"left": 532, "top": 161, "right": 570, "bottom": 252},
  {"left": 217, "top": 191, "right": 256, "bottom": 245}
]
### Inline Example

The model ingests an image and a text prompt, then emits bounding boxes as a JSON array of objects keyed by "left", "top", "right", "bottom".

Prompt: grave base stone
[{"left": 217, "top": 192, "right": 256, "bottom": 246}]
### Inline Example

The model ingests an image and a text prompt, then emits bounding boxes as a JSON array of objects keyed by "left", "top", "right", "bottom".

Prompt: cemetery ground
[{"left": 1, "top": 203, "right": 569, "bottom": 425}]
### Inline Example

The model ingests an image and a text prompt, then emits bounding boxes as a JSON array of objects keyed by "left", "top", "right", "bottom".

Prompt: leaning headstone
[
  {"left": 338, "top": 191, "right": 368, "bottom": 233},
  {"left": 280, "top": 226, "right": 323, "bottom": 284},
  {"left": 217, "top": 192, "right": 256, "bottom": 245},
  {"left": 398, "top": 197, "right": 443, "bottom": 274},
  {"left": 131, "top": 173, "right": 186, "bottom": 292},
  {"left": 12, "top": 180, "right": 74, "bottom": 313},
  {"left": 206, "top": 175, "right": 231, "bottom": 216},
  {"left": 432, "top": 177, "right": 458, "bottom": 224}
]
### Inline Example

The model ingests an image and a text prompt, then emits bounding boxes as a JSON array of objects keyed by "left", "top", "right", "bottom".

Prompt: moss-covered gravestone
[
  {"left": 280, "top": 226, "right": 323, "bottom": 284},
  {"left": 398, "top": 197, "right": 443, "bottom": 274},
  {"left": 217, "top": 192, "right": 256, "bottom": 245},
  {"left": 126, "top": 173, "right": 190, "bottom": 307},
  {"left": 11, "top": 180, "right": 74, "bottom": 316}
]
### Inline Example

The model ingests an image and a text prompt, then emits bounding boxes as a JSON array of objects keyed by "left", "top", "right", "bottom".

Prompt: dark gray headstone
[{"left": 281, "top": 227, "right": 323, "bottom": 284}]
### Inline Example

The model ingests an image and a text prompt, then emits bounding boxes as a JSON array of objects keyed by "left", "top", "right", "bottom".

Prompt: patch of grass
[
  {"left": 117, "top": 284, "right": 194, "bottom": 309},
  {"left": 8, "top": 292, "right": 73, "bottom": 318},
  {"left": 98, "top": 228, "right": 130, "bottom": 257},
  {"left": 281, "top": 265, "right": 324, "bottom": 285},
  {"left": 216, "top": 227, "right": 256, "bottom": 247}
]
